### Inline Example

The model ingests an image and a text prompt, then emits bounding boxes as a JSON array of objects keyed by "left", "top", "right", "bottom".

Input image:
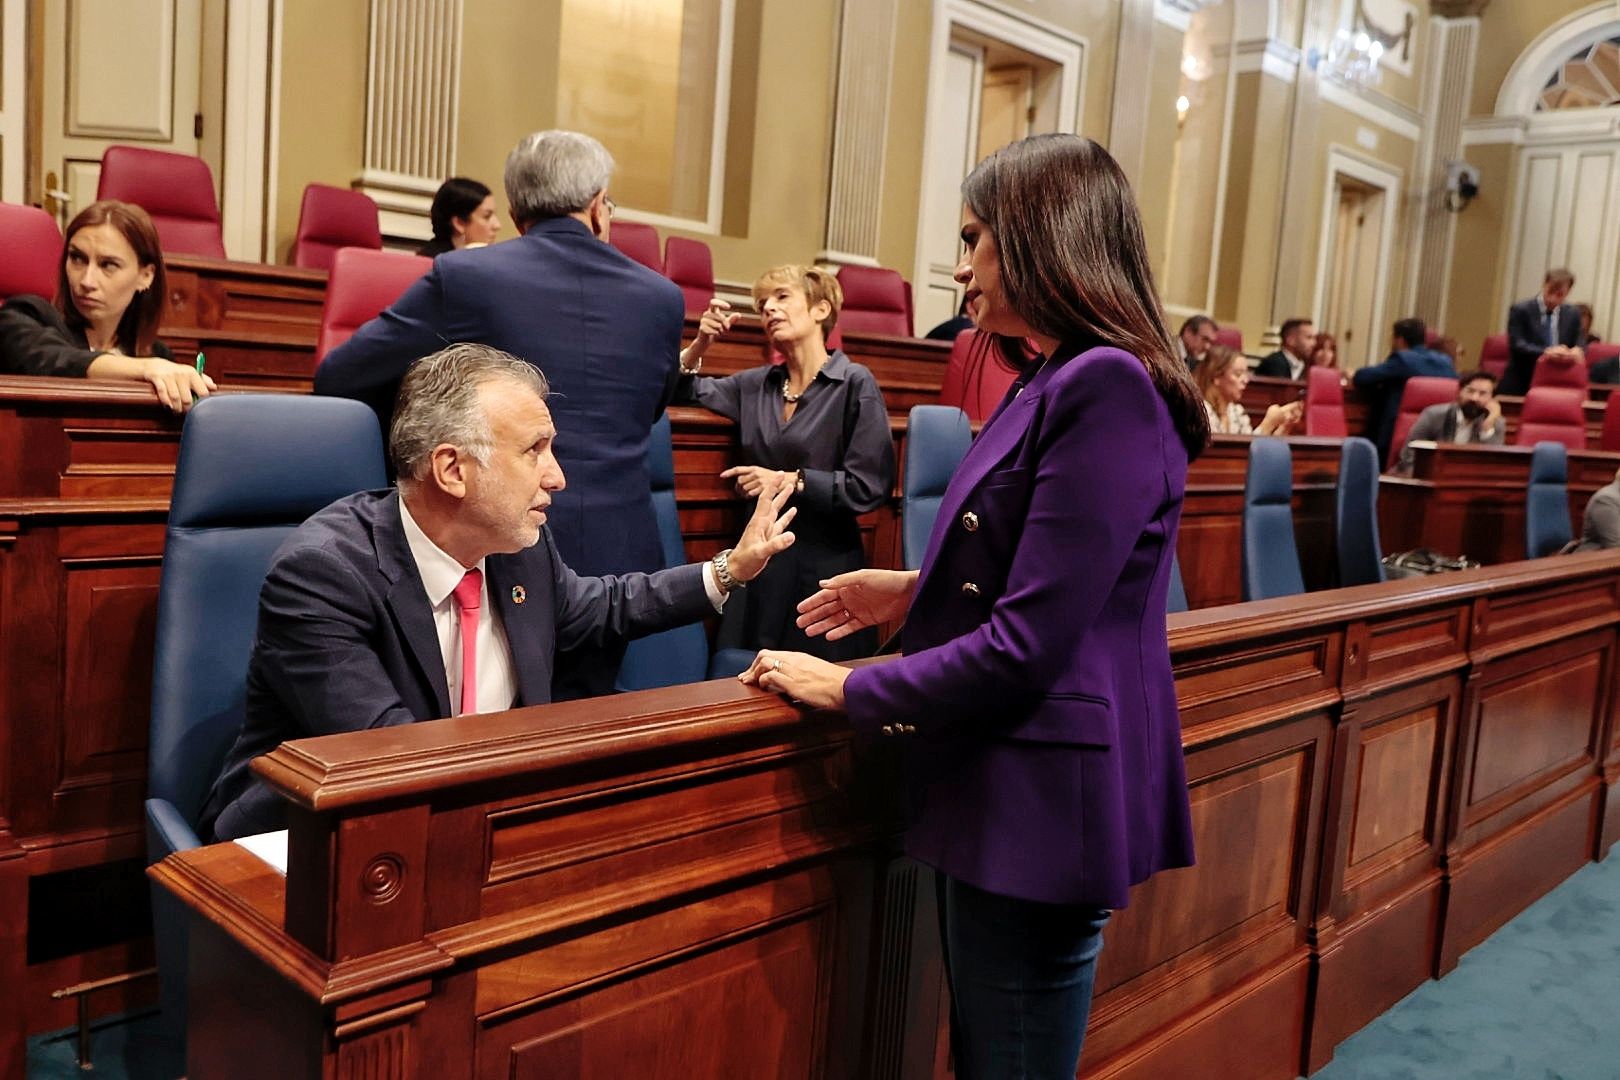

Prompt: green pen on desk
[{"left": 194, "top": 350, "right": 206, "bottom": 376}]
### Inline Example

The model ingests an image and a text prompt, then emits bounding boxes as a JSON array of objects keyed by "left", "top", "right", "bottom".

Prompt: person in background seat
[
  {"left": 416, "top": 177, "right": 501, "bottom": 257},
  {"left": 1353, "top": 317, "right": 1457, "bottom": 461},
  {"left": 0, "top": 200, "right": 213, "bottom": 410},
  {"left": 1255, "top": 318, "right": 1315, "bottom": 380},
  {"left": 1392, "top": 369, "right": 1503, "bottom": 475},
  {"left": 1196, "top": 344, "right": 1301, "bottom": 435}
]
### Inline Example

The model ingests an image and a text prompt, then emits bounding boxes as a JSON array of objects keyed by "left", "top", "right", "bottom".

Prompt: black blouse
[{"left": 0, "top": 295, "right": 172, "bottom": 377}]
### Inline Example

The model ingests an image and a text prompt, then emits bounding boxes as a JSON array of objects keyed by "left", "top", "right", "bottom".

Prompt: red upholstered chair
[
  {"left": 1387, "top": 376, "right": 1460, "bottom": 469},
  {"left": 1303, "top": 365, "right": 1348, "bottom": 436},
  {"left": 1530, "top": 351, "right": 1588, "bottom": 393},
  {"left": 1213, "top": 326, "right": 1243, "bottom": 353},
  {"left": 662, "top": 236, "right": 715, "bottom": 315},
  {"left": 1600, "top": 398, "right": 1620, "bottom": 452},
  {"left": 0, "top": 203, "right": 64, "bottom": 300},
  {"left": 1585, "top": 341, "right": 1620, "bottom": 370},
  {"left": 315, "top": 248, "right": 432, "bottom": 360},
  {"left": 96, "top": 145, "right": 226, "bottom": 258},
  {"left": 1515, "top": 387, "right": 1588, "bottom": 450},
  {"left": 1479, "top": 333, "right": 1509, "bottom": 379},
  {"left": 290, "top": 184, "right": 382, "bottom": 271},
  {"left": 836, "top": 266, "right": 911, "bottom": 337},
  {"left": 938, "top": 329, "right": 1020, "bottom": 423},
  {"left": 609, "top": 222, "right": 661, "bottom": 271}
]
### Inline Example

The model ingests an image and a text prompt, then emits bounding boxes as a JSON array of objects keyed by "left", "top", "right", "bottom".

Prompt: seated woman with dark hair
[
  {"left": 0, "top": 199, "right": 213, "bottom": 411},
  {"left": 674, "top": 266, "right": 895, "bottom": 662},
  {"left": 416, "top": 177, "right": 501, "bottom": 257}
]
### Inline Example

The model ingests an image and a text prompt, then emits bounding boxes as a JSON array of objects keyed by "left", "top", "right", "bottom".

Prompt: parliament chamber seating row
[{"left": 0, "top": 246, "right": 1618, "bottom": 1073}]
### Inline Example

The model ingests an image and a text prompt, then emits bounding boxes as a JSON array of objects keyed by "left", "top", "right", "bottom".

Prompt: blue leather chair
[
  {"left": 1167, "top": 552, "right": 1189, "bottom": 614},
  {"left": 1241, "top": 437, "right": 1305, "bottom": 601},
  {"left": 1526, "top": 441, "right": 1573, "bottom": 558},
  {"left": 1336, "top": 437, "right": 1386, "bottom": 587},
  {"left": 616, "top": 415, "right": 711, "bottom": 689},
  {"left": 903, "top": 405, "right": 973, "bottom": 570},
  {"left": 146, "top": 395, "right": 386, "bottom": 1067}
]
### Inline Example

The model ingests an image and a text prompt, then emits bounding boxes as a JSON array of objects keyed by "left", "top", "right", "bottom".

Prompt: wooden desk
[
  {"left": 1179, "top": 434, "right": 1344, "bottom": 608},
  {"left": 1242, "top": 374, "right": 1373, "bottom": 436},
  {"left": 155, "top": 259, "right": 956, "bottom": 413},
  {"left": 159, "top": 255, "right": 327, "bottom": 392},
  {"left": 152, "top": 554, "right": 1620, "bottom": 1079},
  {"left": 1380, "top": 441, "right": 1620, "bottom": 562}
]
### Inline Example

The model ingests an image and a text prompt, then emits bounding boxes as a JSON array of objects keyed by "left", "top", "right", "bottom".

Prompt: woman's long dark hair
[
  {"left": 426, "top": 177, "right": 491, "bottom": 246},
  {"left": 960, "top": 134, "right": 1210, "bottom": 460},
  {"left": 55, "top": 200, "right": 166, "bottom": 357}
]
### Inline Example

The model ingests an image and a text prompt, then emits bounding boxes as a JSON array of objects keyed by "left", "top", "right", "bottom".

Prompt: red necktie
[{"left": 453, "top": 568, "right": 482, "bottom": 715}]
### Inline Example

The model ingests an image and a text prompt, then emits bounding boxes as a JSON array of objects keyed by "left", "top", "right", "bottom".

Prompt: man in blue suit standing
[
  {"left": 316, "top": 130, "right": 687, "bottom": 697},
  {"left": 1353, "top": 317, "right": 1458, "bottom": 462}
]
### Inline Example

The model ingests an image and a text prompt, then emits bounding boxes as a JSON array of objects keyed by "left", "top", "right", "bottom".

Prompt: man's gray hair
[
  {"left": 504, "top": 130, "right": 615, "bottom": 223},
  {"left": 390, "top": 343, "right": 549, "bottom": 483}
]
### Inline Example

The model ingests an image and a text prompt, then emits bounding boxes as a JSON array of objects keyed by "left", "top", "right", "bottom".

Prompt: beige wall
[
  {"left": 272, "top": 0, "right": 368, "bottom": 261},
  {"left": 1469, "top": 0, "right": 1595, "bottom": 118},
  {"left": 257, "top": 0, "right": 1580, "bottom": 365}
]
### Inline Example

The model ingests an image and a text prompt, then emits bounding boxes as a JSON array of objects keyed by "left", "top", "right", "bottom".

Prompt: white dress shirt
[
  {"left": 398, "top": 499, "right": 517, "bottom": 715},
  {"left": 397, "top": 500, "right": 730, "bottom": 716}
]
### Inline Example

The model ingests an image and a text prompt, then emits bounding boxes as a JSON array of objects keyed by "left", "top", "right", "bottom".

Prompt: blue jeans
[{"left": 937, "top": 874, "right": 1112, "bottom": 1080}]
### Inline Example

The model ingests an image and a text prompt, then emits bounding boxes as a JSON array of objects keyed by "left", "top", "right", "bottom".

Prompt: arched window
[{"left": 1537, "top": 37, "right": 1620, "bottom": 110}]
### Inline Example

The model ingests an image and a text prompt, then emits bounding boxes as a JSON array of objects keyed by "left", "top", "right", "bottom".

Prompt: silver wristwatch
[{"left": 712, "top": 547, "right": 743, "bottom": 592}]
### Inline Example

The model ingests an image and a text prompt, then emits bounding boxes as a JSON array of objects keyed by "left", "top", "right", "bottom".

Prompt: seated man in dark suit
[
  {"left": 1392, "top": 369, "right": 1504, "bottom": 475},
  {"left": 315, "top": 130, "right": 687, "bottom": 699},
  {"left": 1254, "top": 318, "right": 1315, "bottom": 380},
  {"left": 1353, "top": 316, "right": 1458, "bottom": 462},
  {"left": 1502, "top": 267, "right": 1582, "bottom": 395},
  {"left": 200, "top": 344, "right": 797, "bottom": 841},
  {"left": 1177, "top": 314, "right": 1218, "bottom": 370}
]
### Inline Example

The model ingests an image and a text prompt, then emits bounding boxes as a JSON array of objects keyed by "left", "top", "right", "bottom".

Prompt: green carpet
[{"left": 1313, "top": 853, "right": 1620, "bottom": 1079}]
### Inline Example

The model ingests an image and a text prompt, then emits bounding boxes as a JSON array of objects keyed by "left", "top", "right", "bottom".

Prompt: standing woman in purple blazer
[{"left": 741, "top": 133, "right": 1210, "bottom": 1077}]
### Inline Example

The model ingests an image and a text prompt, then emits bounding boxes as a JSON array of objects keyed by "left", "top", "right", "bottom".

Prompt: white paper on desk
[{"left": 234, "top": 829, "right": 289, "bottom": 875}]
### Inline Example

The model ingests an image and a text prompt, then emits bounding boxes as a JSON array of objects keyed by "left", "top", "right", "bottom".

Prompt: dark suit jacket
[
  {"left": 844, "top": 346, "right": 1194, "bottom": 908},
  {"left": 199, "top": 489, "right": 710, "bottom": 840},
  {"left": 1254, "top": 350, "right": 1301, "bottom": 379},
  {"left": 0, "top": 294, "right": 173, "bottom": 376},
  {"left": 1591, "top": 357, "right": 1620, "bottom": 386},
  {"left": 1351, "top": 346, "right": 1458, "bottom": 459},
  {"left": 313, "top": 217, "right": 685, "bottom": 581},
  {"left": 1503, "top": 297, "right": 1581, "bottom": 396}
]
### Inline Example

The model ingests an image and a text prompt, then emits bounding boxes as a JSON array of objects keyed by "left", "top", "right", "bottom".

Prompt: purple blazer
[{"left": 844, "top": 345, "right": 1195, "bottom": 908}]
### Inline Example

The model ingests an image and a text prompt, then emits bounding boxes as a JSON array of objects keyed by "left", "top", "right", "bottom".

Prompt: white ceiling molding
[{"left": 1318, "top": 76, "right": 1423, "bottom": 140}]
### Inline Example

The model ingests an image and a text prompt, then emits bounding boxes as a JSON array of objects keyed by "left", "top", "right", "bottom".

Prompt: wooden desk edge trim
[
  {"left": 1168, "top": 551, "right": 1620, "bottom": 649},
  {"left": 252, "top": 686, "right": 841, "bottom": 811}
]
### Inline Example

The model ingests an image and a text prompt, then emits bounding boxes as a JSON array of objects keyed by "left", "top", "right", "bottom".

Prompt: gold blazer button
[
  {"left": 961, "top": 582, "right": 981, "bottom": 597},
  {"left": 881, "top": 724, "right": 897, "bottom": 736},
  {"left": 961, "top": 511, "right": 980, "bottom": 532}
]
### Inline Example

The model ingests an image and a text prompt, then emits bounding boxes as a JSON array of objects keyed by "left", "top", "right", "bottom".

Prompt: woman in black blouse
[
  {"left": 0, "top": 200, "right": 213, "bottom": 411},
  {"left": 416, "top": 178, "right": 501, "bottom": 257},
  {"left": 677, "top": 265, "right": 895, "bottom": 661}
]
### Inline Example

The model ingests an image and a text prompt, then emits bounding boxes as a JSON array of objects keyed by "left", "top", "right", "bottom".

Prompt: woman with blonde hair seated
[
  {"left": 1195, "top": 344, "right": 1300, "bottom": 435},
  {"left": 675, "top": 265, "right": 895, "bottom": 661},
  {"left": 0, "top": 200, "right": 213, "bottom": 411}
]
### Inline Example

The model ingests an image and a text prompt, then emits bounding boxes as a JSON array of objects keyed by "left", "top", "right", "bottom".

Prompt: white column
[
  {"left": 1409, "top": 16, "right": 1479, "bottom": 328},
  {"left": 220, "top": 0, "right": 276, "bottom": 261},
  {"left": 819, "top": 0, "right": 899, "bottom": 267},
  {"left": 356, "top": 0, "right": 465, "bottom": 241}
]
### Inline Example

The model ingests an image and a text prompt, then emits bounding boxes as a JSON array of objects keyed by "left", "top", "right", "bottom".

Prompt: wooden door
[
  {"left": 916, "top": 41, "right": 983, "bottom": 338},
  {"left": 38, "top": 0, "right": 206, "bottom": 228}
]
